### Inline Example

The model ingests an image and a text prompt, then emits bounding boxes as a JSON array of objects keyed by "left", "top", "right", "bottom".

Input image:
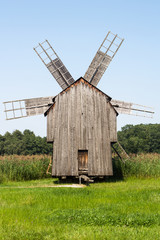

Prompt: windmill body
[
  {"left": 3, "top": 31, "right": 154, "bottom": 178},
  {"left": 45, "top": 78, "right": 117, "bottom": 177}
]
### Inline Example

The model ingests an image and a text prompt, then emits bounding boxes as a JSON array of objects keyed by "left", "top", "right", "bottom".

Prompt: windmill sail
[
  {"left": 111, "top": 99, "right": 154, "bottom": 118},
  {"left": 84, "top": 31, "right": 124, "bottom": 87},
  {"left": 3, "top": 96, "right": 54, "bottom": 120},
  {"left": 34, "top": 40, "right": 74, "bottom": 90}
]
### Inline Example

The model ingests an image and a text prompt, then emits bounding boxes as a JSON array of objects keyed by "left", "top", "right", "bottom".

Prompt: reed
[
  {"left": 1, "top": 153, "right": 160, "bottom": 183},
  {"left": 0, "top": 155, "right": 50, "bottom": 182},
  {"left": 113, "top": 153, "right": 160, "bottom": 179}
]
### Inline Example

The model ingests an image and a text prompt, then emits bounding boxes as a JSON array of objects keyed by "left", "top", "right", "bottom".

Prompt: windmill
[{"left": 3, "top": 31, "right": 154, "bottom": 178}]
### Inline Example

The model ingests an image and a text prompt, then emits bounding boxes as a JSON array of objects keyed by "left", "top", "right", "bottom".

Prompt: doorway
[{"left": 78, "top": 150, "right": 88, "bottom": 174}]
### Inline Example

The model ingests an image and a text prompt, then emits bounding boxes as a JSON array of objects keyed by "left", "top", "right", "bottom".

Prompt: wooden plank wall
[{"left": 48, "top": 79, "right": 117, "bottom": 176}]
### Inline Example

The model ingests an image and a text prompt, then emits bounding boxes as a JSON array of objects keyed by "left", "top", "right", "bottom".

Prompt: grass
[
  {"left": 0, "top": 155, "right": 50, "bottom": 182},
  {"left": 1, "top": 153, "right": 160, "bottom": 183},
  {"left": 1, "top": 153, "right": 160, "bottom": 239},
  {"left": 1, "top": 178, "right": 160, "bottom": 239},
  {"left": 113, "top": 153, "right": 160, "bottom": 179}
]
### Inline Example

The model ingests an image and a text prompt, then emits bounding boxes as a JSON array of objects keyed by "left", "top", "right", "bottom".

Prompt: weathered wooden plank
[
  {"left": 76, "top": 81, "right": 81, "bottom": 150},
  {"left": 105, "top": 98, "right": 110, "bottom": 174},
  {"left": 47, "top": 105, "right": 55, "bottom": 142},
  {"left": 64, "top": 92, "right": 69, "bottom": 175},
  {"left": 100, "top": 95, "right": 106, "bottom": 175},
  {"left": 67, "top": 89, "right": 71, "bottom": 175},
  {"left": 92, "top": 89, "right": 97, "bottom": 175},
  {"left": 98, "top": 93, "right": 103, "bottom": 175},
  {"left": 52, "top": 104, "right": 56, "bottom": 140},
  {"left": 49, "top": 107, "right": 53, "bottom": 141},
  {"left": 56, "top": 95, "right": 61, "bottom": 176},
  {"left": 52, "top": 96, "right": 59, "bottom": 176},
  {"left": 101, "top": 94, "right": 106, "bottom": 175},
  {"left": 70, "top": 86, "right": 77, "bottom": 176},
  {"left": 58, "top": 95, "right": 63, "bottom": 176},
  {"left": 95, "top": 91, "right": 100, "bottom": 175},
  {"left": 109, "top": 106, "right": 117, "bottom": 142},
  {"left": 85, "top": 84, "right": 89, "bottom": 151},
  {"left": 60, "top": 93, "right": 66, "bottom": 175},
  {"left": 83, "top": 83, "right": 87, "bottom": 149},
  {"left": 47, "top": 109, "right": 50, "bottom": 142},
  {"left": 69, "top": 87, "right": 74, "bottom": 175},
  {"left": 108, "top": 102, "right": 114, "bottom": 175},
  {"left": 76, "top": 83, "right": 81, "bottom": 174},
  {"left": 102, "top": 100, "right": 108, "bottom": 175},
  {"left": 88, "top": 86, "right": 94, "bottom": 175},
  {"left": 106, "top": 101, "right": 113, "bottom": 175},
  {"left": 80, "top": 82, "right": 83, "bottom": 149},
  {"left": 74, "top": 84, "right": 79, "bottom": 175}
]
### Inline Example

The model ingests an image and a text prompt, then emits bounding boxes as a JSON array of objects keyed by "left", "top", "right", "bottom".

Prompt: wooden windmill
[{"left": 4, "top": 31, "right": 154, "bottom": 178}]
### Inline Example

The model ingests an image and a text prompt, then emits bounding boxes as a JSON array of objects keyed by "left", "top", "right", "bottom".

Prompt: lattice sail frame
[
  {"left": 84, "top": 31, "right": 124, "bottom": 87},
  {"left": 34, "top": 40, "right": 74, "bottom": 90},
  {"left": 111, "top": 99, "right": 154, "bottom": 118},
  {"left": 3, "top": 96, "right": 54, "bottom": 120}
]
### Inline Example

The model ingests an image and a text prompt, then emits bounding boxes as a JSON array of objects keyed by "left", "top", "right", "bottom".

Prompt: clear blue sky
[{"left": 0, "top": 0, "right": 160, "bottom": 137}]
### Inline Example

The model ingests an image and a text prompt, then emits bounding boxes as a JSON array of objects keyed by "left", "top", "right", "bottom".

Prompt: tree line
[
  {"left": 118, "top": 124, "right": 160, "bottom": 154},
  {"left": 0, "top": 130, "right": 52, "bottom": 155},
  {"left": 0, "top": 124, "right": 160, "bottom": 155}
]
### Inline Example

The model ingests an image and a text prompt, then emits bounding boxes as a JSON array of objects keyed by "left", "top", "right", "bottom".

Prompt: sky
[{"left": 0, "top": 0, "right": 160, "bottom": 137}]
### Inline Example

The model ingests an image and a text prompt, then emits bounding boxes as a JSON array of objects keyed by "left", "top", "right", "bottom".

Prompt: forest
[
  {"left": 118, "top": 124, "right": 160, "bottom": 154},
  {"left": 0, "top": 129, "right": 52, "bottom": 155},
  {"left": 0, "top": 124, "right": 160, "bottom": 155}
]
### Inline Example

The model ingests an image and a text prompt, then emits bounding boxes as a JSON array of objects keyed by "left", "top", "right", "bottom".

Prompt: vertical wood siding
[
  {"left": 47, "top": 79, "right": 117, "bottom": 176},
  {"left": 109, "top": 105, "right": 117, "bottom": 142}
]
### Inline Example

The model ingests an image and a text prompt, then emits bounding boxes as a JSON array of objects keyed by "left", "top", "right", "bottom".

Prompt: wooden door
[{"left": 78, "top": 150, "right": 88, "bottom": 173}]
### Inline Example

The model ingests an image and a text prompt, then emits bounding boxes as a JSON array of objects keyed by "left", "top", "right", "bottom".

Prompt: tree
[
  {"left": 0, "top": 134, "right": 5, "bottom": 155},
  {"left": 118, "top": 124, "right": 160, "bottom": 154},
  {"left": 0, "top": 130, "right": 53, "bottom": 155}
]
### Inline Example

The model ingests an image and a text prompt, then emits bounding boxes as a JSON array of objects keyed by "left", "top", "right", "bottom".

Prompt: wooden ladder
[{"left": 46, "top": 157, "right": 52, "bottom": 175}]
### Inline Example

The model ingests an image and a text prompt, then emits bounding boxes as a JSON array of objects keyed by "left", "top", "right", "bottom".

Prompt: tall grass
[
  {"left": 113, "top": 153, "right": 160, "bottom": 179},
  {"left": 1, "top": 153, "right": 160, "bottom": 183},
  {"left": 0, "top": 155, "right": 50, "bottom": 182}
]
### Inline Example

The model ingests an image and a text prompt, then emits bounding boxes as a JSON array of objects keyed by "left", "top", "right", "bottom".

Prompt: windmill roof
[
  {"left": 44, "top": 77, "right": 118, "bottom": 116},
  {"left": 60, "top": 76, "right": 112, "bottom": 100}
]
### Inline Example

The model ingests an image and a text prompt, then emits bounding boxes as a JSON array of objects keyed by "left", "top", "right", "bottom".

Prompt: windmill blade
[
  {"left": 84, "top": 31, "right": 124, "bottom": 87},
  {"left": 111, "top": 99, "right": 154, "bottom": 118},
  {"left": 34, "top": 40, "right": 74, "bottom": 90},
  {"left": 3, "top": 96, "right": 54, "bottom": 120}
]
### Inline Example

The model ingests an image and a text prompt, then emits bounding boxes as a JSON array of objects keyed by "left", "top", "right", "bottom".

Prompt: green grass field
[{"left": 1, "top": 178, "right": 160, "bottom": 240}]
